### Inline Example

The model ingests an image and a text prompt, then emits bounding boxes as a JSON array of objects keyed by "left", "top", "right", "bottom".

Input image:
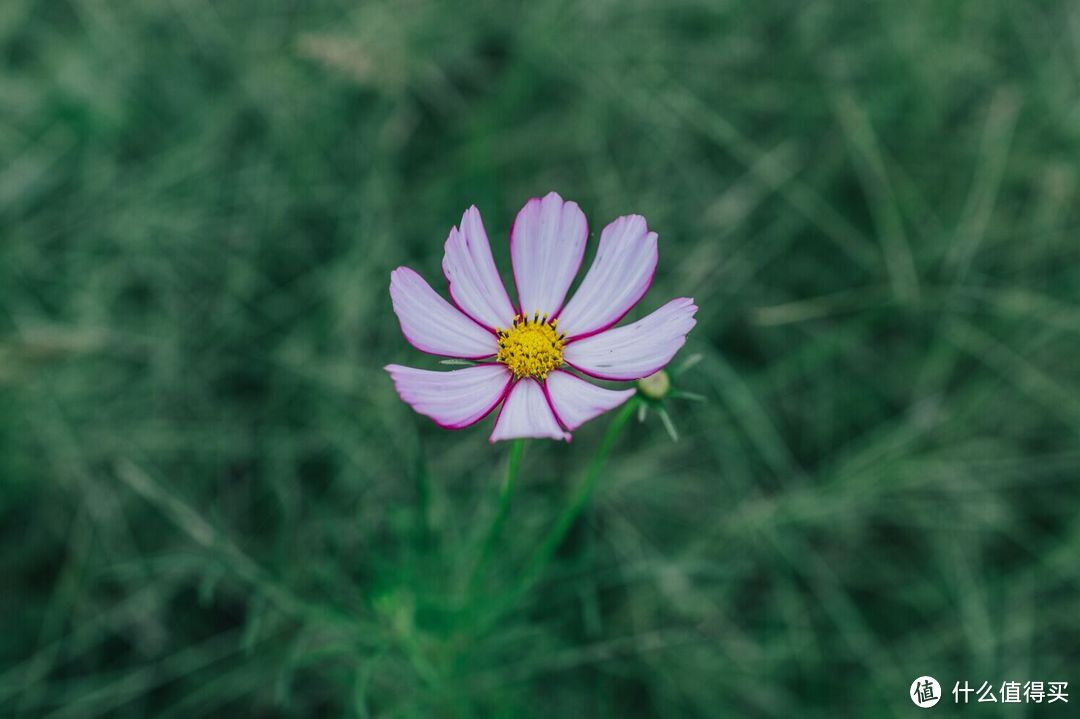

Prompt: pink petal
[
  {"left": 442, "top": 206, "right": 517, "bottom": 331},
  {"left": 489, "top": 378, "right": 571, "bottom": 442},
  {"left": 563, "top": 298, "right": 697, "bottom": 381},
  {"left": 510, "top": 192, "right": 588, "bottom": 317},
  {"left": 385, "top": 364, "right": 511, "bottom": 429},
  {"left": 555, "top": 215, "right": 658, "bottom": 339},
  {"left": 544, "top": 370, "right": 635, "bottom": 431},
  {"left": 390, "top": 267, "right": 498, "bottom": 359}
]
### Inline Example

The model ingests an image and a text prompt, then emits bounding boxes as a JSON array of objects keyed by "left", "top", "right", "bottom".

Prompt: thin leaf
[{"left": 657, "top": 406, "right": 679, "bottom": 442}]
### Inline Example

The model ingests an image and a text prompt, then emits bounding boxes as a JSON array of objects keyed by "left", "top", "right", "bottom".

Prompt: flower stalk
[
  {"left": 513, "top": 396, "right": 640, "bottom": 600},
  {"left": 468, "top": 438, "right": 525, "bottom": 591}
]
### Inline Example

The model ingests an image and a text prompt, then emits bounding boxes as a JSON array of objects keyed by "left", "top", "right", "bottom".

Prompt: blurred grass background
[{"left": 3, "top": 0, "right": 1080, "bottom": 716}]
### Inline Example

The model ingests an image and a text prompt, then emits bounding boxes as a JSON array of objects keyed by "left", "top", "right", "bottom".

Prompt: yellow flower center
[{"left": 496, "top": 312, "right": 565, "bottom": 380}]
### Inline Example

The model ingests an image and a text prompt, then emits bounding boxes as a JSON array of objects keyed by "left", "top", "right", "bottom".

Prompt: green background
[{"left": 3, "top": 1, "right": 1079, "bottom": 716}]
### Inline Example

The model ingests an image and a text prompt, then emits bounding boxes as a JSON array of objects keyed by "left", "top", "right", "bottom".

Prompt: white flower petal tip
[
  {"left": 385, "top": 364, "right": 511, "bottom": 429},
  {"left": 556, "top": 214, "right": 659, "bottom": 339},
  {"left": 389, "top": 266, "right": 498, "bottom": 359},
  {"left": 442, "top": 206, "right": 517, "bottom": 331},
  {"left": 545, "top": 370, "right": 636, "bottom": 431},
  {"left": 563, "top": 298, "right": 698, "bottom": 381},
  {"left": 510, "top": 191, "right": 588, "bottom": 317},
  {"left": 489, "top": 379, "right": 571, "bottom": 443}
]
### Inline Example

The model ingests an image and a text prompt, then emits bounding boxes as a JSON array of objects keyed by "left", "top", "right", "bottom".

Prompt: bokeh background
[{"left": 4, "top": 1, "right": 1080, "bottom": 716}]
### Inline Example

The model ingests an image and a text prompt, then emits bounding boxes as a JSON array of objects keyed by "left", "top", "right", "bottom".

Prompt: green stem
[
  {"left": 469, "top": 439, "right": 525, "bottom": 591},
  {"left": 513, "top": 397, "right": 639, "bottom": 600}
]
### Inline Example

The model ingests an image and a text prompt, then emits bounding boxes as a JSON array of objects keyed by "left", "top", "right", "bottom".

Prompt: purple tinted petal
[
  {"left": 544, "top": 370, "right": 635, "bottom": 431},
  {"left": 563, "top": 298, "right": 697, "bottom": 381},
  {"left": 442, "top": 206, "right": 517, "bottom": 331},
  {"left": 510, "top": 192, "right": 588, "bottom": 317},
  {"left": 556, "top": 215, "right": 658, "bottom": 340},
  {"left": 385, "top": 364, "right": 511, "bottom": 429},
  {"left": 390, "top": 267, "right": 498, "bottom": 359},
  {"left": 489, "top": 378, "right": 571, "bottom": 442}
]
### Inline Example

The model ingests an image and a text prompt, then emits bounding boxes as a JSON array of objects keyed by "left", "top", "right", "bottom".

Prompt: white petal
[
  {"left": 390, "top": 267, "right": 498, "bottom": 358},
  {"left": 544, "top": 370, "right": 635, "bottom": 431},
  {"left": 510, "top": 192, "right": 588, "bottom": 317},
  {"left": 489, "top": 378, "right": 570, "bottom": 442},
  {"left": 556, "top": 215, "right": 658, "bottom": 339},
  {"left": 442, "top": 206, "right": 517, "bottom": 331},
  {"left": 385, "top": 364, "right": 511, "bottom": 429},
  {"left": 563, "top": 298, "right": 697, "bottom": 381}
]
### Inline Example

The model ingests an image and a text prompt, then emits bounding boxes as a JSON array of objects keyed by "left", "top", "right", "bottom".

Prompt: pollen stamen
[{"left": 495, "top": 312, "right": 565, "bottom": 380}]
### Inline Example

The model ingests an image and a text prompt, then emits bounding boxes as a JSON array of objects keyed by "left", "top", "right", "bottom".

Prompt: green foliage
[{"left": 3, "top": 0, "right": 1079, "bottom": 716}]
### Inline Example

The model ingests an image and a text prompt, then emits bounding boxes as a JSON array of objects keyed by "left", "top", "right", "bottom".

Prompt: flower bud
[{"left": 637, "top": 370, "right": 671, "bottom": 400}]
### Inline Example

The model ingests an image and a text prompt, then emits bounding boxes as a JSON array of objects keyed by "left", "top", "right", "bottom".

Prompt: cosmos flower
[{"left": 385, "top": 192, "right": 697, "bottom": 442}]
